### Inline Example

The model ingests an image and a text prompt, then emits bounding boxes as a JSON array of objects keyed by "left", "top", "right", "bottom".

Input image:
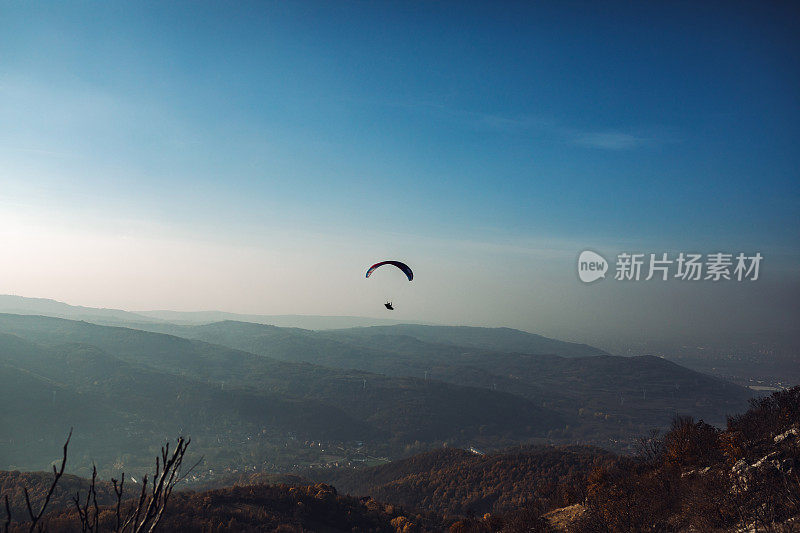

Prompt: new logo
[{"left": 578, "top": 250, "right": 608, "bottom": 283}]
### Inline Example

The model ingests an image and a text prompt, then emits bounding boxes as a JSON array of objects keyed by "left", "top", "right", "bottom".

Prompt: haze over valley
[{"left": 0, "top": 295, "right": 758, "bottom": 478}]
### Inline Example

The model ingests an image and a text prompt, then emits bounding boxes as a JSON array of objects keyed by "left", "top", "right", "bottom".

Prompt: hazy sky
[{"left": 1, "top": 1, "right": 798, "bottom": 352}]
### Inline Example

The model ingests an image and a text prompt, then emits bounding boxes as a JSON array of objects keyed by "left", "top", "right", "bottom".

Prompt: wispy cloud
[
  {"left": 379, "top": 98, "right": 661, "bottom": 150},
  {"left": 569, "top": 131, "right": 649, "bottom": 150},
  {"left": 383, "top": 99, "right": 549, "bottom": 133}
]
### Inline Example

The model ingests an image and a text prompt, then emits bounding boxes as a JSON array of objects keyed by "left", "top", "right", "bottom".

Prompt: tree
[{"left": 2, "top": 432, "right": 192, "bottom": 533}]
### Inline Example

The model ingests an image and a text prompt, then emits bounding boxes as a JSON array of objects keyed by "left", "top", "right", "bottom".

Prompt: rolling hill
[
  {"left": 0, "top": 294, "right": 411, "bottom": 329},
  {"left": 138, "top": 309, "right": 410, "bottom": 329},
  {"left": 0, "top": 314, "right": 564, "bottom": 474},
  {"left": 326, "top": 324, "right": 609, "bottom": 357},
  {"left": 144, "top": 320, "right": 753, "bottom": 443},
  {"left": 0, "top": 295, "right": 162, "bottom": 325},
  {"left": 315, "top": 445, "right": 614, "bottom": 517},
  {"left": 4, "top": 387, "right": 796, "bottom": 532}
]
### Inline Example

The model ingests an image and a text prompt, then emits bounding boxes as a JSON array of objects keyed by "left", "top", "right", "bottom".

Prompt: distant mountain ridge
[
  {"left": 129, "top": 319, "right": 753, "bottom": 441},
  {"left": 0, "top": 294, "right": 415, "bottom": 329},
  {"left": 325, "top": 323, "right": 610, "bottom": 357},
  {"left": 0, "top": 297, "right": 755, "bottom": 470},
  {"left": 0, "top": 313, "right": 564, "bottom": 473},
  {"left": 0, "top": 295, "right": 163, "bottom": 325},
  {"left": 137, "top": 309, "right": 412, "bottom": 329},
  {"left": 0, "top": 295, "right": 599, "bottom": 353}
]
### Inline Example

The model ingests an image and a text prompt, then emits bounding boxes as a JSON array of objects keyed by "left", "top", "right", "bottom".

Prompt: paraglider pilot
[{"left": 365, "top": 261, "right": 411, "bottom": 311}]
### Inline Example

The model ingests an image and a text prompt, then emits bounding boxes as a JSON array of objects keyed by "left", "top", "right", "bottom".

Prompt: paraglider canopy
[{"left": 365, "top": 261, "right": 413, "bottom": 281}]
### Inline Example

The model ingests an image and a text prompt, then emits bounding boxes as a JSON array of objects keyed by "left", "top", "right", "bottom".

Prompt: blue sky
[{"left": 0, "top": 1, "right": 797, "bottom": 351}]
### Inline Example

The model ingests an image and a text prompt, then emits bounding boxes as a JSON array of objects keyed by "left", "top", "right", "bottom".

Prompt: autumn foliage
[{"left": 578, "top": 387, "right": 800, "bottom": 532}]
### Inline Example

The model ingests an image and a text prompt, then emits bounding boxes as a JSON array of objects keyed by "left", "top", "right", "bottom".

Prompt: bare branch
[
  {"left": 3, "top": 494, "right": 10, "bottom": 533},
  {"left": 112, "top": 474, "right": 124, "bottom": 533},
  {"left": 175, "top": 455, "right": 204, "bottom": 484},
  {"left": 24, "top": 428, "right": 73, "bottom": 532}
]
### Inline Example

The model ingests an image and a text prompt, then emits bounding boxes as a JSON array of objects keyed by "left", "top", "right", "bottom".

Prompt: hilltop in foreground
[{"left": 3, "top": 387, "right": 798, "bottom": 532}]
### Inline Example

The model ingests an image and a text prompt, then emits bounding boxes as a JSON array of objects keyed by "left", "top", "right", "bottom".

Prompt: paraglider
[
  {"left": 365, "top": 261, "right": 413, "bottom": 281},
  {"left": 366, "top": 261, "right": 412, "bottom": 310}
]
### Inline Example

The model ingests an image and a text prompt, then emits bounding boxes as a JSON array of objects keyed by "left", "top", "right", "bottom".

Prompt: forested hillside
[
  {"left": 146, "top": 319, "right": 753, "bottom": 445},
  {"left": 0, "top": 314, "right": 563, "bottom": 474},
  {"left": 3, "top": 387, "right": 797, "bottom": 531},
  {"left": 316, "top": 445, "right": 613, "bottom": 517}
]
